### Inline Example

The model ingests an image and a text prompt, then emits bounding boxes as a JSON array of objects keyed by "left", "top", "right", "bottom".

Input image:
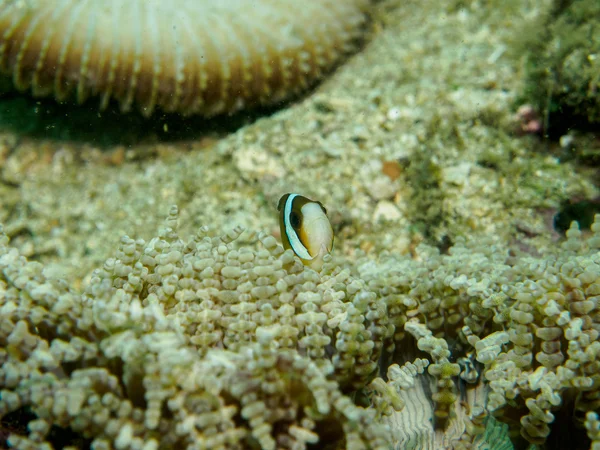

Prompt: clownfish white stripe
[{"left": 283, "top": 193, "right": 313, "bottom": 260}]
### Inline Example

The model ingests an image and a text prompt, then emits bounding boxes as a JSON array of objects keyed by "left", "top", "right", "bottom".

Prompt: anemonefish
[{"left": 277, "top": 193, "right": 334, "bottom": 270}]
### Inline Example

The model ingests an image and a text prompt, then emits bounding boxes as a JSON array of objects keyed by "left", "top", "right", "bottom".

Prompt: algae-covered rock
[{"left": 524, "top": 0, "right": 600, "bottom": 134}]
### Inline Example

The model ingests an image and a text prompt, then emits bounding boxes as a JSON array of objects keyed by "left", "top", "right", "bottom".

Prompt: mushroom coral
[{"left": 0, "top": 0, "right": 369, "bottom": 117}]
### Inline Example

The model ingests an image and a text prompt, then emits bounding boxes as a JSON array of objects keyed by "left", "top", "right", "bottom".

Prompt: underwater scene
[{"left": 0, "top": 0, "right": 599, "bottom": 449}]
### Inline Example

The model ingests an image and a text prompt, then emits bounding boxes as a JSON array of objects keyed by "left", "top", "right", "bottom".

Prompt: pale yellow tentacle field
[{"left": 0, "top": 0, "right": 369, "bottom": 117}]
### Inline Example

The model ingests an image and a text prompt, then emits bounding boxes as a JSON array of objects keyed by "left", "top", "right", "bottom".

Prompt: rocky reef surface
[{"left": 1, "top": 0, "right": 599, "bottom": 449}]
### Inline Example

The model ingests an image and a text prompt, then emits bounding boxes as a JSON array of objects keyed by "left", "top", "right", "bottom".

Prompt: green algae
[{"left": 522, "top": 0, "right": 600, "bottom": 135}]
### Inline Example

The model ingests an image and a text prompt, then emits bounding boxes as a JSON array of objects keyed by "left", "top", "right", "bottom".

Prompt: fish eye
[{"left": 290, "top": 212, "right": 301, "bottom": 228}]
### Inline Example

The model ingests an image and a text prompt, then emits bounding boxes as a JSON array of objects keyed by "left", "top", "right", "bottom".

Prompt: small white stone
[
  {"left": 234, "top": 146, "right": 286, "bottom": 181},
  {"left": 366, "top": 177, "right": 398, "bottom": 200},
  {"left": 387, "top": 107, "right": 402, "bottom": 121},
  {"left": 373, "top": 201, "right": 402, "bottom": 222},
  {"left": 559, "top": 134, "right": 575, "bottom": 150},
  {"left": 442, "top": 162, "right": 472, "bottom": 185}
]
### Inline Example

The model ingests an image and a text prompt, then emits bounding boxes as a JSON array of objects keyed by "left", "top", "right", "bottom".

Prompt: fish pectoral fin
[
  {"left": 317, "top": 243, "right": 331, "bottom": 259},
  {"left": 304, "top": 244, "right": 331, "bottom": 271}
]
